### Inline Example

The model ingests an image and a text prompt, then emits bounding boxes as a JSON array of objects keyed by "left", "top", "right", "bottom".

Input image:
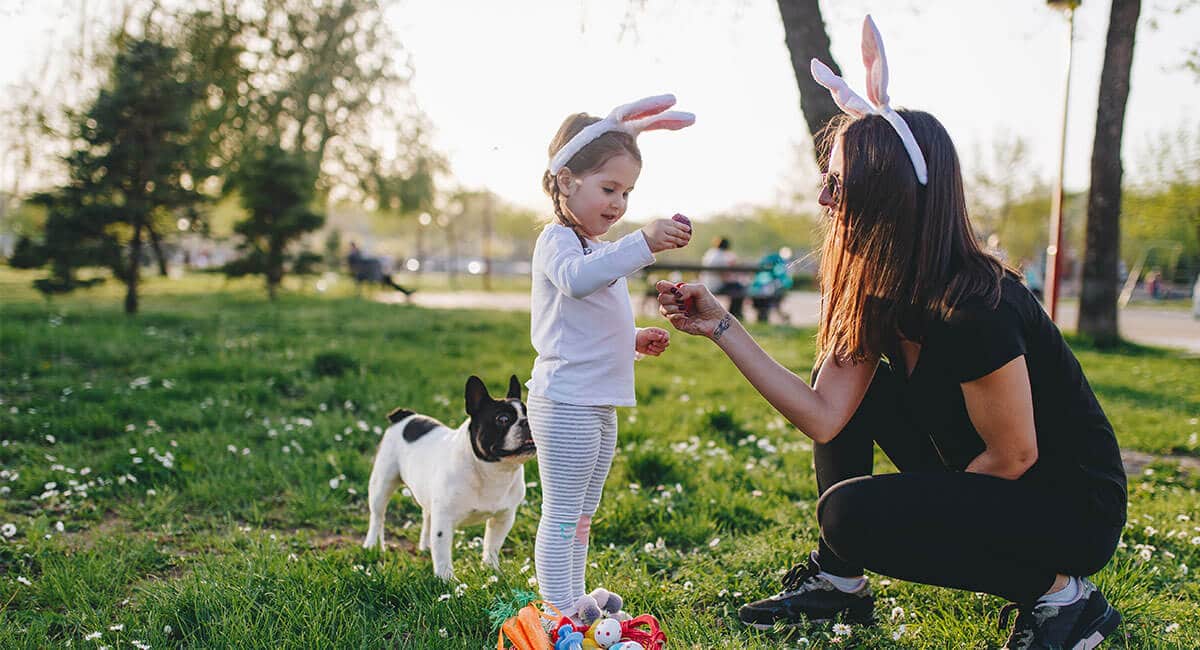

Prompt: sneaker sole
[
  {"left": 1071, "top": 605, "right": 1121, "bottom": 650},
  {"left": 741, "top": 607, "right": 876, "bottom": 630}
]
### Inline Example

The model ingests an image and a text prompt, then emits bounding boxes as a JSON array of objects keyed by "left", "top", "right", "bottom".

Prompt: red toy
[{"left": 674, "top": 282, "right": 694, "bottom": 314}]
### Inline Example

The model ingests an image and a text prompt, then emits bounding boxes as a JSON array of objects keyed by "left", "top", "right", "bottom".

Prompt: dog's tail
[{"left": 386, "top": 407, "right": 415, "bottom": 424}]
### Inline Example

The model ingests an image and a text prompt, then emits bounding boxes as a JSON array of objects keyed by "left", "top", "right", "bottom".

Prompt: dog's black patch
[
  {"left": 386, "top": 408, "right": 415, "bottom": 424},
  {"left": 463, "top": 376, "right": 535, "bottom": 463},
  {"left": 401, "top": 415, "right": 444, "bottom": 443}
]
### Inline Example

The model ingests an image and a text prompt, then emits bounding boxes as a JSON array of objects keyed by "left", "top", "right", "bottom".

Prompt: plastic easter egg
[
  {"left": 612, "top": 643, "right": 644, "bottom": 650},
  {"left": 587, "top": 618, "right": 623, "bottom": 647}
]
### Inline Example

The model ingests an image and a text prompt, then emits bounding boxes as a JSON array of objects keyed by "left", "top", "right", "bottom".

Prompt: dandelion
[{"left": 832, "top": 623, "right": 851, "bottom": 636}]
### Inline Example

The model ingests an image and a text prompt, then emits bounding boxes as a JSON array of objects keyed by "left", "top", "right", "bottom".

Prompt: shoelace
[{"left": 780, "top": 560, "right": 821, "bottom": 593}]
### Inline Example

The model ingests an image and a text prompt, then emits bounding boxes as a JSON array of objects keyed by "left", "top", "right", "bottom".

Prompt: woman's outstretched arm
[{"left": 656, "top": 280, "right": 875, "bottom": 443}]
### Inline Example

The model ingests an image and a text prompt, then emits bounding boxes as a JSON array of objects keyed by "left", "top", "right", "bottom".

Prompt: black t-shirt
[{"left": 893, "top": 275, "right": 1127, "bottom": 523}]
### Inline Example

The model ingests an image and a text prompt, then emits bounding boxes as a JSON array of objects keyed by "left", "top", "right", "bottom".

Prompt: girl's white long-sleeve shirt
[{"left": 527, "top": 223, "right": 655, "bottom": 407}]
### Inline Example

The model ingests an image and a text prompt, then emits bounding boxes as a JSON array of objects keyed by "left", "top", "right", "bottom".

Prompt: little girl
[{"left": 527, "top": 95, "right": 694, "bottom": 613}]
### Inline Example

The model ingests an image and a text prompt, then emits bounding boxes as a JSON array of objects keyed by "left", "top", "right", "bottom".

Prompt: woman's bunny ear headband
[
  {"left": 548, "top": 94, "right": 695, "bottom": 175},
  {"left": 810, "top": 15, "right": 927, "bottom": 185}
]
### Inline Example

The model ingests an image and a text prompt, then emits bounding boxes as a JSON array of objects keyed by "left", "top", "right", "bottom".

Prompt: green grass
[{"left": 1, "top": 269, "right": 1198, "bottom": 648}]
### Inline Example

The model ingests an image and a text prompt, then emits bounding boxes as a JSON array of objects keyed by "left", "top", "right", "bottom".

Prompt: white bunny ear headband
[
  {"left": 810, "top": 15, "right": 928, "bottom": 185},
  {"left": 548, "top": 94, "right": 695, "bottom": 175}
]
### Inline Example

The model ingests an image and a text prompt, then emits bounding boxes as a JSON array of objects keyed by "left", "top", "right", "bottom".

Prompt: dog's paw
[{"left": 434, "top": 566, "right": 457, "bottom": 582}]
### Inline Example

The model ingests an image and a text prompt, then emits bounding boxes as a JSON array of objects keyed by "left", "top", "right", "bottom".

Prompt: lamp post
[{"left": 1044, "top": 0, "right": 1081, "bottom": 322}]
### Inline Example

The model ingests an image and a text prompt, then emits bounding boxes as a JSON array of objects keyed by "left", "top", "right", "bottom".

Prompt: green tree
[
  {"left": 224, "top": 144, "right": 324, "bottom": 299},
  {"left": 30, "top": 38, "right": 206, "bottom": 313}
]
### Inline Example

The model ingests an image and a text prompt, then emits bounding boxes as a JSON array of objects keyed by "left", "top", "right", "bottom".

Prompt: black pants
[{"left": 812, "top": 362, "right": 1122, "bottom": 604}]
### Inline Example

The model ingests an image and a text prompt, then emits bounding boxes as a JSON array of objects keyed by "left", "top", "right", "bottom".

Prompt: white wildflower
[
  {"left": 832, "top": 623, "right": 851, "bottom": 636},
  {"left": 85, "top": 631, "right": 102, "bottom": 641}
]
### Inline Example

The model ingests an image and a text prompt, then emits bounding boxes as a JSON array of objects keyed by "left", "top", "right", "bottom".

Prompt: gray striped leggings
[{"left": 527, "top": 394, "right": 618, "bottom": 612}]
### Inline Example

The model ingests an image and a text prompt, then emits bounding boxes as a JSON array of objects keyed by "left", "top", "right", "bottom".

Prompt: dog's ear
[
  {"left": 465, "top": 376, "right": 490, "bottom": 416},
  {"left": 507, "top": 375, "right": 522, "bottom": 400}
]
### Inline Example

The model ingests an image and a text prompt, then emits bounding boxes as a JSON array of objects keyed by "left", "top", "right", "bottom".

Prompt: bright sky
[
  {"left": 388, "top": 0, "right": 1200, "bottom": 219},
  {"left": 3, "top": 0, "right": 1198, "bottom": 220}
]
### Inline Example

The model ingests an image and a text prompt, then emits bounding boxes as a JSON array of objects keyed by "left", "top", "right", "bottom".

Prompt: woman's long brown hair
[{"left": 816, "top": 110, "right": 1009, "bottom": 364}]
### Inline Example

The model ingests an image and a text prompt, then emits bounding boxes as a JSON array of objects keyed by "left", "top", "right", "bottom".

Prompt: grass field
[{"left": 1, "top": 270, "right": 1198, "bottom": 648}]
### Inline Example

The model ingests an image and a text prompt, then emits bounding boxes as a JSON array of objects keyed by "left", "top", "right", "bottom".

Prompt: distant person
[
  {"left": 1021, "top": 258, "right": 1044, "bottom": 301},
  {"left": 656, "top": 19, "right": 1124, "bottom": 648},
  {"left": 529, "top": 96, "right": 693, "bottom": 615},
  {"left": 748, "top": 248, "right": 794, "bottom": 323},
  {"left": 1192, "top": 274, "right": 1199, "bottom": 319},
  {"left": 1146, "top": 270, "right": 1162, "bottom": 300},
  {"left": 346, "top": 241, "right": 415, "bottom": 298},
  {"left": 700, "top": 237, "right": 746, "bottom": 319}
]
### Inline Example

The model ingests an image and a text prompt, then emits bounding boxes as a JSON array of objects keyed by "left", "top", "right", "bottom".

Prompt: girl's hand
[
  {"left": 656, "top": 280, "right": 730, "bottom": 338},
  {"left": 640, "top": 218, "right": 692, "bottom": 253},
  {"left": 636, "top": 327, "right": 671, "bottom": 357}
]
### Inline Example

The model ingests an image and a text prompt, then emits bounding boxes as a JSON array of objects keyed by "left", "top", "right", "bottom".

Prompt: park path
[{"left": 380, "top": 289, "right": 1199, "bottom": 355}]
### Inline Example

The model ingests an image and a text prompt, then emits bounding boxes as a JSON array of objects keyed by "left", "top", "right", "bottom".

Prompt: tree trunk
[
  {"left": 1079, "top": 0, "right": 1140, "bottom": 346},
  {"left": 267, "top": 237, "right": 282, "bottom": 301},
  {"left": 148, "top": 224, "right": 169, "bottom": 277},
  {"left": 775, "top": 0, "right": 843, "bottom": 165},
  {"left": 126, "top": 220, "right": 142, "bottom": 314}
]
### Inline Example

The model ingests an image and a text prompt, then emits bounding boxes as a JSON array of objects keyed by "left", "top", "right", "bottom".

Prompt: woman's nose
[{"left": 818, "top": 186, "right": 835, "bottom": 208}]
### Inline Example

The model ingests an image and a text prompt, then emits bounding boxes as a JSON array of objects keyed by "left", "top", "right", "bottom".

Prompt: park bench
[{"left": 637, "top": 262, "right": 792, "bottom": 323}]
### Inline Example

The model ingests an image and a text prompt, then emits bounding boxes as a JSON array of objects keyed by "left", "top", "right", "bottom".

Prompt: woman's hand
[
  {"left": 656, "top": 280, "right": 730, "bottom": 338},
  {"left": 635, "top": 327, "right": 671, "bottom": 356},
  {"left": 641, "top": 218, "right": 692, "bottom": 253}
]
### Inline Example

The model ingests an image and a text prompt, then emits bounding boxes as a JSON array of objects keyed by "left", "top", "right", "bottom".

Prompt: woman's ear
[{"left": 555, "top": 169, "right": 575, "bottom": 196}]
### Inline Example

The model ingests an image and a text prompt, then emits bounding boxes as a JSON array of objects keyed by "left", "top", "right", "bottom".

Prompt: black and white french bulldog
[{"left": 363, "top": 374, "right": 535, "bottom": 580}]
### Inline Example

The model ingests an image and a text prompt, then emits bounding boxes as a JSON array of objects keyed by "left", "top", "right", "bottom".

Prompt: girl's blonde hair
[{"left": 541, "top": 113, "right": 642, "bottom": 240}]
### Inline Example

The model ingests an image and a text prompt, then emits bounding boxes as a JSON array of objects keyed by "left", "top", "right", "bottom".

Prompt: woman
[{"left": 656, "top": 33, "right": 1126, "bottom": 645}]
